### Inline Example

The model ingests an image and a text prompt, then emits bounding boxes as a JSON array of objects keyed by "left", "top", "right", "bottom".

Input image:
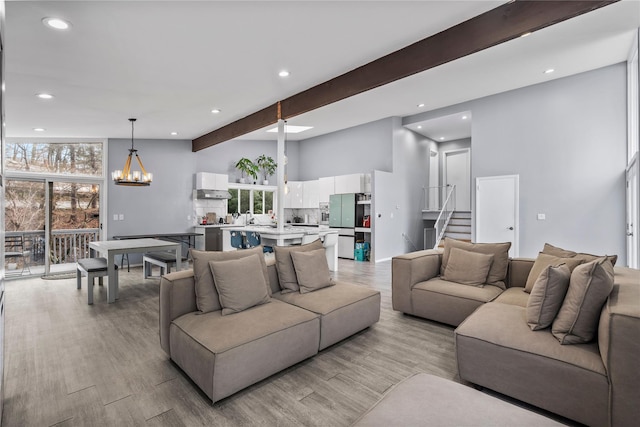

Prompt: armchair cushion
[
  {"left": 290, "top": 248, "right": 334, "bottom": 293},
  {"left": 524, "top": 253, "right": 583, "bottom": 293},
  {"left": 526, "top": 264, "right": 570, "bottom": 330},
  {"left": 274, "top": 239, "right": 324, "bottom": 293}
]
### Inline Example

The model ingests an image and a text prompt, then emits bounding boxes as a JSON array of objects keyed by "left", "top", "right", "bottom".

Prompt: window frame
[{"left": 227, "top": 183, "right": 277, "bottom": 215}]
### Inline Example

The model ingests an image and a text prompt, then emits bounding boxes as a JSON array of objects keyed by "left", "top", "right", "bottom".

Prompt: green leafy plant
[
  {"left": 256, "top": 155, "right": 277, "bottom": 182},
  {"left": 235, "top": 157, "right": 259, "bottom": 182}
]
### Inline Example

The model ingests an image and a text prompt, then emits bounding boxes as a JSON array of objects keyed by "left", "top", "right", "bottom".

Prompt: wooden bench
[
  {"left": 143, "top": 252, "right": 187, "bottom": 279},
  {"left": 77, "top": 258, "right": 118, "bottom": 305}
]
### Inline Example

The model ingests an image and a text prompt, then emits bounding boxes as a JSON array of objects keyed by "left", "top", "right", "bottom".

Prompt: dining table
[{"left": 89, "top": 238, "right": 182, "bottom": 303}]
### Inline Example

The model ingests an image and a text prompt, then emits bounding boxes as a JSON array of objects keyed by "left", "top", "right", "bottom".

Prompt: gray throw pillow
[
  {"left": 208, "top": 254, "right": 271, "bottom": 316},
  {"left": 442, "top": 247, "right": 494, "bottom": 287},
  {"left": 290, "top": 248, "right": 334, "bottom": 293},
  {"left": 191, "top": 246, "right": 269, "bottom": 313},
  {"left": 274, "top": 239, "right": 324, "bottom": 293},
  {"left": 524, "top": 253, "right": 584, "bottom": 293},
  {"left": 526, "top": 264, "right": 571, "bottom": 331},
  {"left": 440, "top": 238, "right": 510, "bottom": 289},
  {"left": 552, "top": 258, "right": 614, "bottom": 345}
]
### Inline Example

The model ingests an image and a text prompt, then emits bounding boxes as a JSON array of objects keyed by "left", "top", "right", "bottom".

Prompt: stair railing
[{"left": 433, "top": 185, "right": 456, "bottom": 249}]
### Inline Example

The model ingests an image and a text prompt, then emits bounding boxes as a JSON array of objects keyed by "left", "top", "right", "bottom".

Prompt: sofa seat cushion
[
  {"left": 455, "top": 302, "right": 608, "bottom": 426},
  {"left": 410, "top": 278, "right": 503, "bottom": 326},
  {"left": 274, "top": 281, "right": 380, "bottom": 350},
  {"left": 493, "top": 287, "right": 529, "bottom": 307},
  {"left": 169, "top": 299, "right": 320, "bottom": 402}
]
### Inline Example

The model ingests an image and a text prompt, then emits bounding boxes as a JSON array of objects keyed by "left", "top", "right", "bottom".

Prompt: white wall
[{"left": 404, "top": 63, "right": 627, "bottom": 258}]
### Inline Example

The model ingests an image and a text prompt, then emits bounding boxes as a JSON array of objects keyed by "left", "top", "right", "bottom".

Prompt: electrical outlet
[
  {"left": 537, "top": 213, "right": 546, "bottom": 220},
  {"left": 113, "top": 214, "right": 118, "bottom": 221},
  {"left": 119, "top": 214, "right": 124, "bottom": 221},
  {"left": 187, "top": 215, "right": 191, "bottom": 221}
]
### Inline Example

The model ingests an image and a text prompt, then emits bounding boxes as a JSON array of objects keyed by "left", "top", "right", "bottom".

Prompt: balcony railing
[{"left": 5, "top": 229, "right": 100, "bottom": 275}]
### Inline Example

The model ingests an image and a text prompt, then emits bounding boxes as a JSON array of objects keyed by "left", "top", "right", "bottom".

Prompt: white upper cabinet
[
  {"left": 196, "top": 172, "right": 229, "bottom": 190},
  {"left": 303, "top": 180, "right": 319, "bottom": 208},
  {"left": 318, "top": 177, "right": 335, "bottom": 203},
  {"left": 285, "top": 181, "right": 304, "bottom": 209},
  {"left": 334, "top": 173, "right": 363, "bottom": 194}
]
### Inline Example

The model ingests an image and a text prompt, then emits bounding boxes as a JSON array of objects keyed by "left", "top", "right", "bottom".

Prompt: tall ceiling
[{"left": 4, "top": 1, "right": 639, "bottom": 145}]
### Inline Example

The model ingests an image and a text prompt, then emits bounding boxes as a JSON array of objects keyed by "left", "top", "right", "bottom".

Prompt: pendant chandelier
[{"left": 111, "top": 118, "right": 153, "bottom": 186}]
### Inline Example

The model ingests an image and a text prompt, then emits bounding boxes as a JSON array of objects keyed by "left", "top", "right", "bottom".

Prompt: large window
[
  {"left": 5, "top": 141, "right": 103, "bottom": 176},
  {"left": 228, "top": 184, "right": 276, "bottom": 215},
  {"left": 4, "top": 139, "right": 105, "bottom": 277}
]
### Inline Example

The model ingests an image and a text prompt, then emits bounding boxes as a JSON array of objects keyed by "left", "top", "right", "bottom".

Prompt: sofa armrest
[
  {"left": 392, "top": 249, "right": 442, "bottom": 314},
  {"left": 506, "top": 258, "right": 535, "bottom": 288},
  {"left": 159, "top": 269, "right": 197, "bottom": 356},
  {"left": 598, "top": 267, "right": 640, "bottom": 427}
]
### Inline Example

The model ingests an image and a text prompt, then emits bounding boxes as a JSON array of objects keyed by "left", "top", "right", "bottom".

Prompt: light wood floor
[{"left": 0, "top": 259, "right": 548, "bottom": 426}]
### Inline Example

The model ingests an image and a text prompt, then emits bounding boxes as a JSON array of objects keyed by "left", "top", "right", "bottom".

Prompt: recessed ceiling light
[
  {"left": 462, "top": 115, "right": 468, "bottom": 120},
  {"left": 42, "top": 17, "right": 71, "bottom": 30},
  {"left": 417, "top": 103, "right": 425, "bottom": 108},
  {"left": 417, "top": 125, "right": 422, "bottom": 129},
  {"left": 34, "top": 128, "right": 46, "bottom": 132},
  {"left": 544, "top": 68, "right": 555, "bottom": 74},
  {"left": 37, "top": 93, "right": 54, "bottom": 99},
  {"left": 278, "top": 70, "right": 290, "bottom": 78},
  {"left": 170, "top": 132, "right": 178, "bottom": 136},
  {"left": 267, "top": 125, "right": 313, "bottom": 134},
  {"left": 439, "top": 137, "right": 445, "bottom": 141},
  {"left": 211, "top": 109, "right": 221, "bottom": 114},
  {"left": 520, "top": 32, "right": 532, "bottom": 38}
]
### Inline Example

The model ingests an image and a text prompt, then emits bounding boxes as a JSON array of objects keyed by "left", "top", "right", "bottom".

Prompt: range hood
[{"left": 196, "top": 189, "right": 231, "bottom": 200}]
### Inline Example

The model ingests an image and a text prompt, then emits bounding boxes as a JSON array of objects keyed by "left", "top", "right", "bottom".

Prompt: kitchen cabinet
[
  {"left": 329, "top": 193, "right": 355, "bottom": 228},
  {"left": 318, "top": 177, "right": 335, "bottom": 203},
  {"left": 196, "top": 172, "right": 229, "bottom": 191},
  {"left": 334, "top": 174, "right": 363, "bottom": 194},
  {"left": 284, "top": 181, "right": 304, "bottom": 209},
  {"left": 303, "top": 180, "right": 319, "bottom": 208},
  {"left": 194, "top": 226, "right": 226, "bottom": 251}
]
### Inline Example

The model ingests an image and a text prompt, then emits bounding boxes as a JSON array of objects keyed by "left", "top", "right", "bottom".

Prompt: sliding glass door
[{"left": 4, "top": 139, "right": 105, "bottom": 277}]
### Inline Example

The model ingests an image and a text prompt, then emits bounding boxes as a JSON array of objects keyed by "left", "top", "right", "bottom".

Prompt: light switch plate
[
  {"left": 537, "top": 213, "right": 546, "bottom": 220},
  {"left": 113, "top": 214, "right": 118, "bottom": 221},
  {"left": 119, "top": 214, "right": 124, "bottom": 221}
]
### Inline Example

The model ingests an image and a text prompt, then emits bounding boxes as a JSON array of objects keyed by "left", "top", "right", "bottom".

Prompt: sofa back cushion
[
  {"left": 208, "top": 254, "right": 271, "bottom": 315},
  {"left": 524, "top": 253, "right": 584, "bottom": 293},
  {"left": 542, "top": 242, "right": 618, "bottom": 267},
  {"left": 552, "top": 258, "right": 614, "bottom": 344},
  {"left": 191, "top": 246, "right": 269, "bottom": 313},
  {"left": 526, "top": 264, "right": 571, "bottom": 330},
  {"left": 442, "top": 247, "right": 494, "bottom": 286},
  {"left": 440, "top": 238, "right": 511, "bottom": 289},
  {"left": 274, "top": 239, "right": 324, "bottom": 293}
]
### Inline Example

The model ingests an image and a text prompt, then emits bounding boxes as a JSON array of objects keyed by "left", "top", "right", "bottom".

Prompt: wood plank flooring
[{"left": 0, "top": 259, "right": 550, "bottom": 426}]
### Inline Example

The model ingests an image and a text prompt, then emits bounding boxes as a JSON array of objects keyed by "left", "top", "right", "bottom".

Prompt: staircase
[{"left": 440, "top": 211, "right": 471, "bottom": 246}]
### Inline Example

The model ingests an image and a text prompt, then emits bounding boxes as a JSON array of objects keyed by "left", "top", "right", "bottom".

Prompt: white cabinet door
[
  {"left": 335, "top": 174, "right": 363, "bottom": 194},
  {"left": 215, "top": 174, "right": 229, "bottom": 191},
  {"left": 303, "top": 180, "right": 319, "bottom": 208},
  {"left": 285, "top": 181, "right": 304, "bottom": 209},
  {"left": 318, "top": 177, "right": 335, "bottom": 203}
]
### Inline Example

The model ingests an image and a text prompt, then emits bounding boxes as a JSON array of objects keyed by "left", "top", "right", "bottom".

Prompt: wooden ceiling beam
[{"left": 193, "top": 0, "right": 618, "bottom": 152}]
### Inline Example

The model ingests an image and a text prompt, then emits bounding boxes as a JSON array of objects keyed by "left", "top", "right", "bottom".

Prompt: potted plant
[
  {"left": 235, "top": 158, "right": 258, "bottom": 184},
  {"left": 256, "top": 155, "right": 277, "bottom": 185}
]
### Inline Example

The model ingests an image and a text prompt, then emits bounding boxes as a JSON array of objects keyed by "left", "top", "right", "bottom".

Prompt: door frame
[
  {"left": 442, "top": 148, "right": 471, "bottom": 211},
  {"left": 627, "top": 155, "right": 639, "bottom": 268},
  {"left": 475, "top": 174, "right": 519, "bottom": 257}
]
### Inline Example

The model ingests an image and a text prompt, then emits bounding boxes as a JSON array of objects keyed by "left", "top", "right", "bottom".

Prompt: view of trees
[{"left": 5, "top": 141, "right": 102, "bottom": 175}]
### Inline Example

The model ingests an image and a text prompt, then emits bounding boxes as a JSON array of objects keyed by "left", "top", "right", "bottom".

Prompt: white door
[
  {"left": 476, "top": 175, "right": 519, "bottom": 257},
  {"left": 429, "top": 149, "right": 439, "bottom": 210},
  {"left": 444, "top": 149, "right": 470, "bottom": 211},
  {"left": 627, "top": 159, "right": 639, "bottom": 268}
]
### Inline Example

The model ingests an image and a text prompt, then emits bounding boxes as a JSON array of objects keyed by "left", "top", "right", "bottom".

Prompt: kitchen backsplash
[
  {"left": 284, "top": 208, "right": 319, "bottom": 224},
  {"left": 194, "top": 199, "right": 226, "bottom": 223}
]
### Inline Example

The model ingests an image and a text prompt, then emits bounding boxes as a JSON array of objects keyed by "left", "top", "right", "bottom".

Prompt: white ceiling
[{"left": 4, "top": 1, "right": 640, "bottom": 146}]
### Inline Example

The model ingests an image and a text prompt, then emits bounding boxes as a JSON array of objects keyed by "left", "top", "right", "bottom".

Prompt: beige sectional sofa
[
  {"left": 159, "top": 245, "right": 380, "bottom": 403},
  {"left": 392, "top": 241, "right": 640, "bottom": 427}
]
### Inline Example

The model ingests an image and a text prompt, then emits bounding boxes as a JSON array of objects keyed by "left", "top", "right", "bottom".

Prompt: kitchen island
[{"left": 224, "top": 225, "right": 339, "bottom": 271}]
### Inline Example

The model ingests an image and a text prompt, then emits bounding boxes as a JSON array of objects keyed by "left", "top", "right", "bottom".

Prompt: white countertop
[
  {"left": 225, "top": 225, "right": 336, "bottom": 236},
  {"left": 194, "top": 224, "right": 236, "bottom": 228}
]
